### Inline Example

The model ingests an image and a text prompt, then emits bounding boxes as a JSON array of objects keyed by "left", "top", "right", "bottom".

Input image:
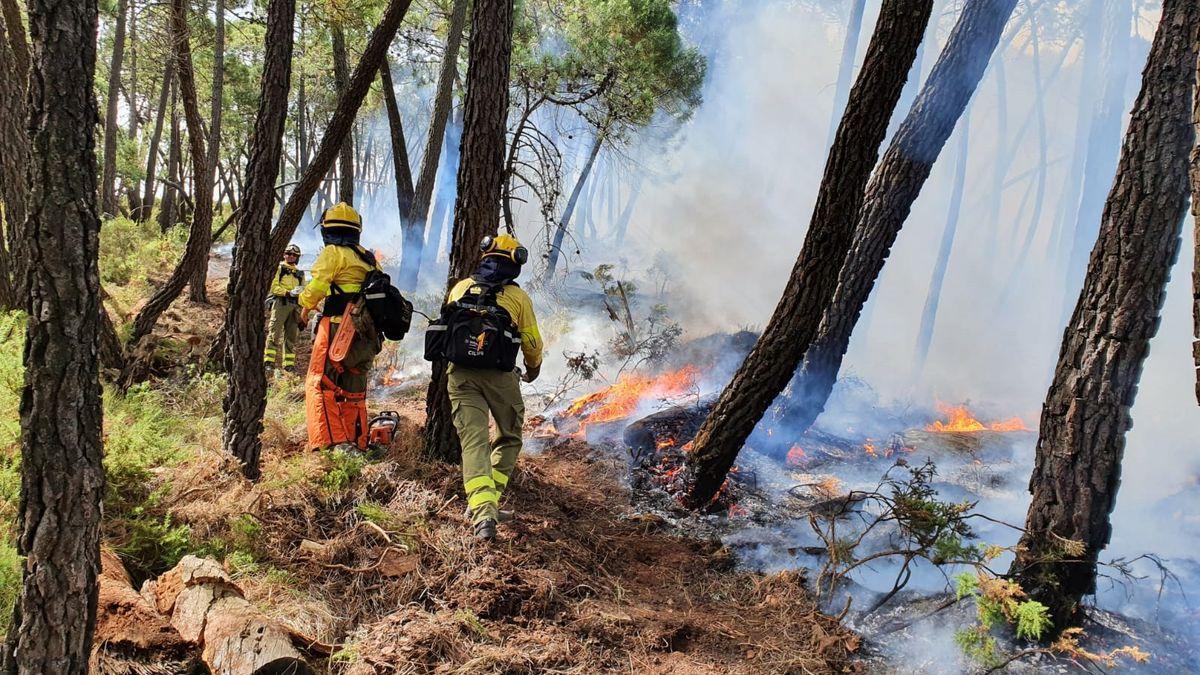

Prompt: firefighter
[
  {"left": 264, "top": 244, "right": 305, "bottom": 372},
  {"left": 446, "top": 234, "right": 543, "bottom": 541},
  {"left": 298, "top": 203, "right": 384, "bottom": 452}
]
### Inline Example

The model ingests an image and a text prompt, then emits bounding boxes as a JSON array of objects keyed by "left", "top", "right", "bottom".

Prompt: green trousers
[
  {"left": 265, "top": 298, "right": 300, "bottom": 369},
  {"left": 448, "top": 366, "right": 525, "bottom": 524}
]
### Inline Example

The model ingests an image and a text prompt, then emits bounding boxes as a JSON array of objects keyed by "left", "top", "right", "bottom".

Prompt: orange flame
[
  {"left": 863, "top": 442, "right": 878, "bottom": 457},
  {"left": 926, "top": 404, "right": 1028, "bottom": 433},
  {"left": 786, "top": 444, "right": 807, "bottom": 467},
  {"left": 565, "top": 366, "right": 700, "bottom": 429}
]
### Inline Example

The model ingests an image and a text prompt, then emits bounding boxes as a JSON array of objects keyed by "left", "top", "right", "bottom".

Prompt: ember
[
  {"left": 786, "top": 444, "right": 807, "bottom": 467},
  {"left": 565, "top": 366, "right": 701, "bottom": 432},
  {"left": 925, "top": 403, "right": 1028, "bottom": 433}
]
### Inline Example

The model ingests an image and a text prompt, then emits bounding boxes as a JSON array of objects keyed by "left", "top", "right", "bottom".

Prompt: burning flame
[
  {"left": 786, "top": 444, "right": 807, "bottom": 467},
  {"left": 925, "top": 404, "right": 1029, "bottom": 433},
  {"left": 565, "top": 366, "right": 700, "bottom": 429},
  {"left": 380, "top": 365, "right": 403, "bottom": 388}
]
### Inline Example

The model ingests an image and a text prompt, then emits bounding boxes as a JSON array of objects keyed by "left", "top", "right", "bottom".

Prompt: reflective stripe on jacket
[{"left": 447, "top": 278, "right": 543, "bottom": 369}]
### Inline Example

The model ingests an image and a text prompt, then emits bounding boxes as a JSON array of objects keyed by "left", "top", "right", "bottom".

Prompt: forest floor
[{"left": 83, "top": 260, "right": 863, "bottom": 674}]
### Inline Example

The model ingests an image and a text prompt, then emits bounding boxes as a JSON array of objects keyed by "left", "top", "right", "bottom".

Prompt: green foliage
[
  {"left": 1014, "top": 600, "right": 1053, "bottom": 642},
  {"left": 954, "top": 571, "right": 979, "bottom": 601},
  {"left": 0, "top": 540, "right": 21, "bottom": 637},
  {"left": 954, "top": 627, "right": 1002, "bottom": 669},
  {"left": 321, "top": 448, "right": 368, "bottom": 493},
  {"left": 99, "top": 216, "right": 188, "bottom": 288},
  {"left": 104, "top": 383, "right": 188, "bottom": 515},
  {"left": 114, "top": 510, "right": 193, "bottom": 580}
]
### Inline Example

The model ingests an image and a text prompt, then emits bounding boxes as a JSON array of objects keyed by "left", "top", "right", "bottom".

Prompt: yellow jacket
[
  {"left": 298, "top": 244, "right": 380, "bottom": 311},
  {"left": 270, "top": 262, "right": 304, "bottom": 297},
  {"left": 448, "top": 279, "right": 543, "bottom": 369}
]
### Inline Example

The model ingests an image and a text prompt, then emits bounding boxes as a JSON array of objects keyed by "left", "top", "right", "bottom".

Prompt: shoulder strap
[{"left": 350, "top": 245, "right": 379, "bottom": 269}]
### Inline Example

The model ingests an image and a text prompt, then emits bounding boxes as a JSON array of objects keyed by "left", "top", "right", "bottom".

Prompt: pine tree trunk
[
  {"left": 331, "top": 23, "right": 354, "bottom": 205},
  {"left": 190, "top": 0, "right": 224, "bottom": 302},
  {"left": 2, "top": 0, "right": 105, "bottom": 670},
  {"left": 221, "top": 0, "right": 295, "bottom": 480},
  {"left": 140, "top": 59, "right": 174, "bottom": 222},
  {"left": 420, "top": 106, "right": 463, "bottom": 282},
  {"left": 1011, "top": 0, "right": 1198, "bottom": 631},
  {"left": 380, "top": 57, "right": 415, "bottom": 264},
  {"left": 1192, "top": 53, "right": 1200, "bottom": 405},
  {"left": 125, "top": 0, "right": 214, "bottom": 354},
  {"left": 0, "top": 0, "right": 28, "bottom": 78},
  {"left": 769, "top": 0, "right": 1017, "bottom": 454},
  {"left": 545, "top": 128, "right": 604, "bottom": 278},
  {"left": 158, "top": 82, "right": 181, "bottom": 232},
  {"left": 682, "top": 0, "right": 936, "bottom": 507},
  {"left": 913, "top": 106, "right": 970, "bottom": 376},
  {"left": 612, "top": 176, "right": 642, "bottom": 245},
  {"left": 101, "top": 0, "right": 129, "bottom": 217},
  {"left": 401, "top": 0, "right": 467, "bottom": 291},
  {"left": 0, "top": 4, "right": 29, "bottom": 308},
  {"left": 424, "top": 0, "right": 514, "bottom": 463},
  {"left": 1062, "top": 0, "right": 1131, "bottom": 318},
  {"left": 826, "top": 0, "right": 867, "bottom": 148},
  {"left": 265, "top": 0, "right": 412, "bottom": 260}
]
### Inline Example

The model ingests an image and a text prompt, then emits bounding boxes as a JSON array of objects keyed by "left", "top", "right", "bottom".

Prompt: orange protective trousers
[{"left": 305, "top": 313, "right": 377, "bottom": 450}]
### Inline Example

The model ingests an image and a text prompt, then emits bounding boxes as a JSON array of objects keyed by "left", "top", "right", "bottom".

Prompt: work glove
[
  {"left": 521, "top": 363, "right": 540, "bottom": 383},
  {"left": 289, "top": 287, "right": 302, "bottom": 298}
]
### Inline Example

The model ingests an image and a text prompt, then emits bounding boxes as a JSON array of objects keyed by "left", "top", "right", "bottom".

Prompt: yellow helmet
[
  {"left": 321, "top": 202, "right": 362, "bottom": 232},
  {"left": 480, "top": 233, "right": 528, "bottom": 265}
]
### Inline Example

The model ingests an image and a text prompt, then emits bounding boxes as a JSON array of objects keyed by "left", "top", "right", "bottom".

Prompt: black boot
[{"left": 474, "top": 518, "right": 497, "bottom": 542}]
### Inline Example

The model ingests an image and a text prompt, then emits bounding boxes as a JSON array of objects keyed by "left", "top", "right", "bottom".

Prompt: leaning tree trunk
[
  {"left": 400, "top": 0, "right": 467, "bottom": 291},
  {"left": 545, "top": 127, "right": 605, "bottom": 278},
  {"left": 331, "top": 22, "right": 354, "bottom": 205},
  {"left": 190, "top": 0, "right": 225, "bottom": 302},
  {"left": 1193, "top": 52, "right": 1200, "bottom": 405},
  {"left": 681, "top": 0, "right": 935, "bottom": 507},
  {"left": 1011, "top": 0, "right": 1198, "bottom": 631},
  {"left": 380, "top": 57, "right": 415, "bottom": 261},
  {"left": 101, "top": 0, "right": 129, "bottom": 217},
  {"left": 424, "top": 0, "right": 515, "bottom": 463},
  {"left": 1061, "top": 0, "right": 1131, "bottom": 319},
  {"left": 221, "top": 0, "right": 295, "bottom": 481},
  {"left": 139, "top": 59, "right": 174, "bottom": 222},
  {"left": 826, "top": 0, "right": 867, "bottom": 148},
  {"left": 124, "top": 0, "right": 213, "bottom": 355},
  {"left": 419, "top": 106, "right": 463, "bottom": 281},
  {"left": 2, "top": 0, "right": 105, "bottom": 671},
  {"left": 912, "top": 105, "right": 970, "bottom": 377},
  {"left": 765, "top": 0, "right": 1017, "bottom": 458},
  {"left": 158, "top": 82, "right": 181, "bottom": 232},
  {"left": 0, "top": 5, "right": 29, "bottom": 308}
]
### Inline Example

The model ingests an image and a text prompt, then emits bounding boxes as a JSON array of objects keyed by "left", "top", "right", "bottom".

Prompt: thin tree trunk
[
  {"left": 1012, "top": 0, "right": 1198, "bottom": 630},
  {"left": 0, "top": 0, "right": 28, "bottom": 78},
  {"left": 612, "top": 176, "right": 642, "bottom": 245},
  {"left": 424, "top": 0, "right": 515, "bottom": 464},
  {"left": 1193, "top": 51, "right": 1200, "bottom": 405},
  {"left": 983, "top": 52, "right": 1007, "bottom": 261},
  {"left": 191, "top": 0, "right": 224, "bottom": 302},
  {"left": 124, "top": 0, "right": 214, "bottom": 355},
  {"left": 827, "top": 0, "right": 867, "bottom": 148},
  {"left": 331, "top": 22, "right": 354, "bottom": 205},
  {"left": 682, "top": 0, "right": 936, "bottom": 507},
  {"left": 420, "top": 105, "right": 463, "bottom": 282},
  {"left": 158, "top": 83, "right": 181, "bottom": 232},
  {"left": 101, "top": 0, "right": 130, "bottom": 216},
  {"left": 1062, "top": 0, "right": 1131, "bottom": 319},
  {"left": 401, "top": 0, "right": 467, "bottom": 291},
  {"left": 913, "top": 106, "right": 970, "bottom": 377},
  {"left": 545, "top": 129, "right": 604, "bottom": 278},
  {"left": 380, "top": 57, "right": 415, "bottom": 263},
  {"left": 0, "top": 3, "right": 29, "bottom": 307},
  {"left": 2, "top": 0, "right": 104, "bottom": 671},
  {"left": 140, "top": 59, "right": 174, "bottom": 222},
  {"left": 221, "top": 0, "right": 295, "bottom": 480}
]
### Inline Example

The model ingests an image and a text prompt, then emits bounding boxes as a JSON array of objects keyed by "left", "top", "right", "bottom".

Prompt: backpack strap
[{"left": 349, "top": 245, "right": 379, "bottom": 270}]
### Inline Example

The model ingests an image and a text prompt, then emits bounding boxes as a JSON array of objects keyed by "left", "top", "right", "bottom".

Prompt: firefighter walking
[
  {"left": 265, "top": 244, "right": 305, "bottom": 372},
  {"left": 298, "top": 203, "right": 384, "bottom": 452},
  {"left": 439, "top": 234, "right": 542, "bottom": 542}
]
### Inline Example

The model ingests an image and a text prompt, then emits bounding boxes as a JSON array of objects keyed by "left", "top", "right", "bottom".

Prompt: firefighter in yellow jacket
[
  {"left": 446, "top": 234, "right": 543, "bottom": 541},
  {"left": 265, "top": 244, "right": 304, "bottom": 371},
  {"left": 298, "top": 203, "right": 384, "bottom": 452}
]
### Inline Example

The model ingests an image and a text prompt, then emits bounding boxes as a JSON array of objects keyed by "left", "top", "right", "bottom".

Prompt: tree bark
[
  {"left": 190, "top": 0, "right": 225, "bottom": 301},
  {"left": 912, "top": 105, "right": 970, "bottom": 377},
  {"left": 1012, "top": 0, "right": 1198, "bottom": 631},
  {"left": 0, "top": 4, "right": 29, "bottom": 308},
  {"left": 681, "top": 0, "right": 936, "bottom": 507},
  {"left": 826, "top": 0, "right": 867, "bottom": 148},
  {"left": 1062, "top": 0, "right": 1131, "bottom": 319},
  {"left": 139, "top": 58, "right": 174, "bottom": 222},
  {"left": 545, "top": 128, "right": 605, "bottom": 278},
  {"left": 612, "top": 176, "right": 642, "bottom": 245},
  {"left": 400, "top": 0, "right": 467, "bottom": 291},
  {"left": 424, "top": 0, "right": 515, "bottom": 463},
  {"left": 766, "top": 0, "right": 1017, "bottom": 458},
  {"left": 331, "top": 22, "right": 354, "bottom": 205},
  {"left": 221, "top": 0, "right": 295, "bottom": 480},
  {"left": 158, "top": 81, "right": 181, "bottom": 231},
  {"left": 0, "top": 0, "right": 28, "bottom": 78},
  {"left": 2, "top": 0, "right": 105, "bottom": 671},
  {"left": 1193, "top": 47, "right": 1200, "bottom": 405},
  {"left": 419, "top": 105, "right": 463, "bottom": 282},
  {"left": 102, "top": 0, "right": 130, "bottom": 217},
  {"left": 125, "top": 0, "right": 214, "bottom": 354},
  {"left": 380, "top": 57, "right": 415, "bottom": 259}
]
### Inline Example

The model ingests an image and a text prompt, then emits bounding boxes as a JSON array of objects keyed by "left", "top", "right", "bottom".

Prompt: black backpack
[
  {"left": 424, "top": 281, "right": 521, "bottom": 371},
  {"left": 349, "top": 247, "right": 413, "bottom": 341}
]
